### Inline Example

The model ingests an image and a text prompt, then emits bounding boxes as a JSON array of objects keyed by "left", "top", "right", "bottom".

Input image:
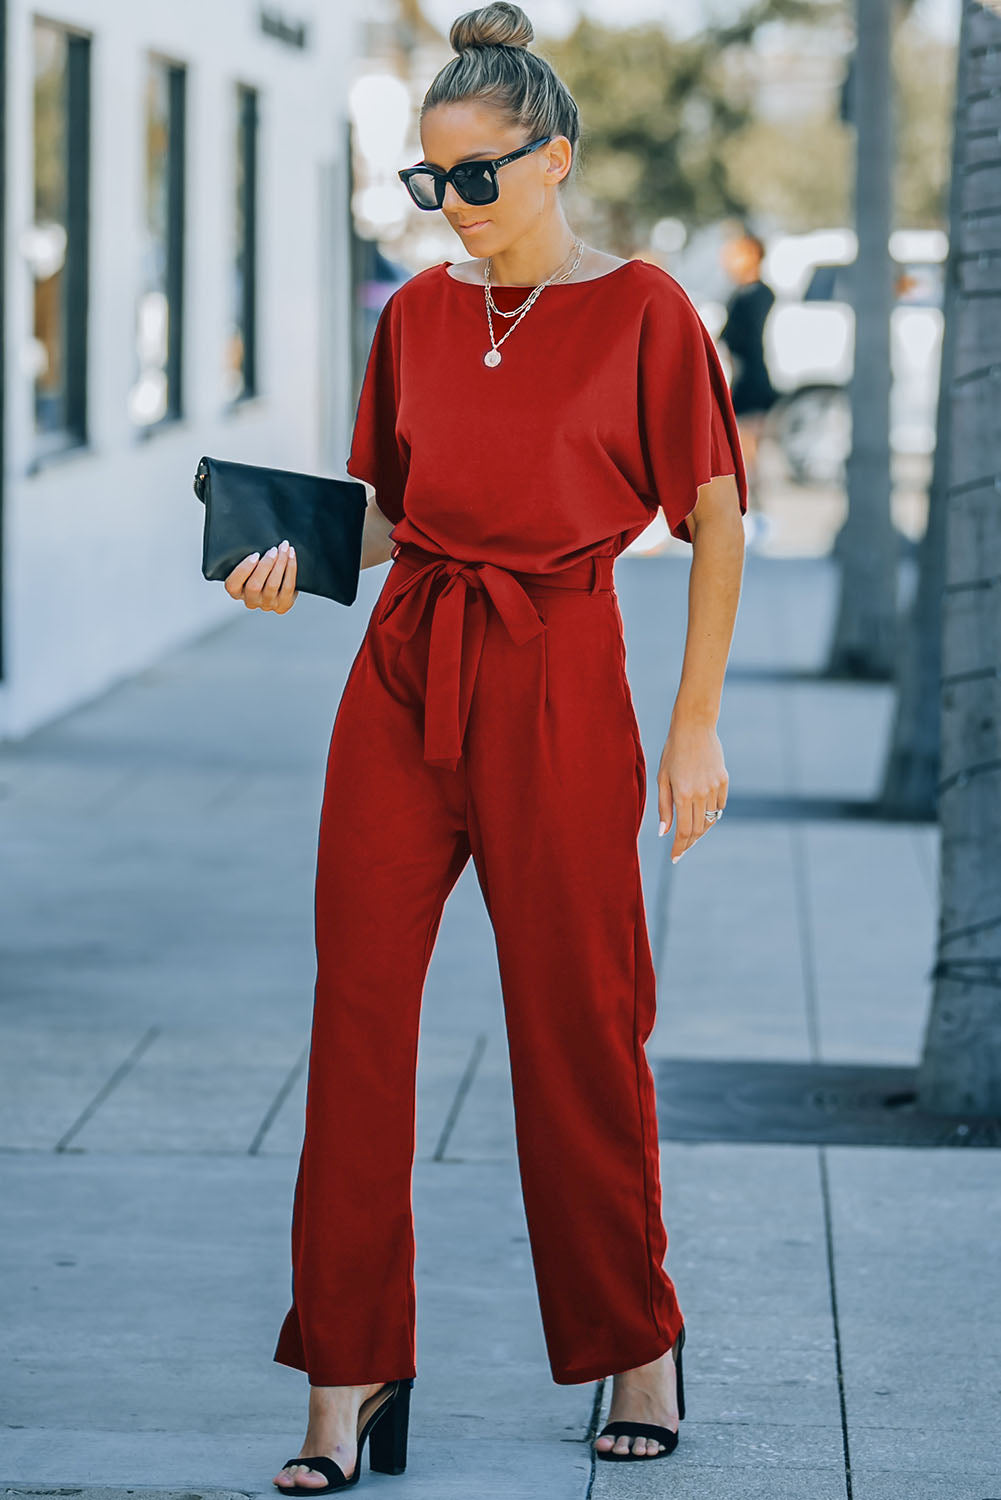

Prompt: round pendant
[{"left": 484, "top": 348, "right": 502, "bottom": 367}]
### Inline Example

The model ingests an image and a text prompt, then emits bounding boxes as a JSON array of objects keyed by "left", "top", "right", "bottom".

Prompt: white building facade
[{"left": 0, "top": 0, "right": 365, "bottom": 739}]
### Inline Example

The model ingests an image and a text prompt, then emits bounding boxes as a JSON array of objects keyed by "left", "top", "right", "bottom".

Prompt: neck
[{"left": 486, "top": 228, "right": 580, "bottom": 287}]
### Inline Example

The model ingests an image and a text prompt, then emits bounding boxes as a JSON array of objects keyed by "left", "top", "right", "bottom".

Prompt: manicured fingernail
[
  {"left": 289, "top": 545, "right": 295, "bottom": 556},
  {"left": 658, "top": 820, "right": 667, "bottom": 837},
  {"left": 672, "top": 852, "right": 684, "bottom": 864},
  {"left": 249, "top": 552, "right": 260, "bottom": 562},
  {"left": 278, "top": 539, "right": 289, "bottom": 552},
  {"left": 265, "top": 546, "right": 277, "bottom": 558}
]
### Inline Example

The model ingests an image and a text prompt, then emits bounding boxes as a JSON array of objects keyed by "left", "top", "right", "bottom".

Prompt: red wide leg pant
[{"left": 272, "top": 541, "right": 685, "bottom": 1386}]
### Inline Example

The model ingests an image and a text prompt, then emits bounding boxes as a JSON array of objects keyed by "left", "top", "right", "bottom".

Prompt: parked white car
[{"left": 761, "top": 228, "right": 946, "bottom": 483}]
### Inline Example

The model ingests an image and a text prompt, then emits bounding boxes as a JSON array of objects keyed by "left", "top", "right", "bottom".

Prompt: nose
[{"left": 441, "top": 180, "right": 468, "bottom": 214}]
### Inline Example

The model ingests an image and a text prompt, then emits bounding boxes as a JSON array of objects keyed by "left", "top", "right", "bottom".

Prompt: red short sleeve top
[{"left": 347, "top": 258, "right": 747, "bottom": 573}]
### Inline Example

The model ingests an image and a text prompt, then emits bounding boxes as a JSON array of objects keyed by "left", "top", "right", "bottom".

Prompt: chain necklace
[{"left": 481, "top": 237, "right": 586, "bottom": 367}]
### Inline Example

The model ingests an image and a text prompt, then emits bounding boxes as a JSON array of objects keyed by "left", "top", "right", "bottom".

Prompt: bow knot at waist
[{"left": 375, "top": 541, "right": 614, "bottom": 770}]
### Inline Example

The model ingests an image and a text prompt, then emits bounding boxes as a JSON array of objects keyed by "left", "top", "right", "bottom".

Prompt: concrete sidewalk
[{"left": 1, "top": 544, "right": 998, "bottom": 1500}]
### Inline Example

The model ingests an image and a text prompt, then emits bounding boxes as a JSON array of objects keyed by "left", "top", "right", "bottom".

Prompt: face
[
  {"left": 722, "top": 236, "right": 762, "bottom": 279},
  {"left": 418, "top": 101, "right": 572, "bottom": 253}
]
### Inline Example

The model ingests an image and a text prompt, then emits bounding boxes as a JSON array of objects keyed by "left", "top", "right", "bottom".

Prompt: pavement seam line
[
  {"left": 247, "top": 1041, "right": 309, "bottom": 1155},
  {"left": 432, "top": 1030, "right": 488, "bottom": 1161},
  {"left": 583, "top": 1373, "right": 608, "bottom": 1498},
  {"left": 818, "top": 1144, "right": 854, "bottom": 1500},
  {"left": 53, "top": 1025, "right": 161, "bottom": 1153}
]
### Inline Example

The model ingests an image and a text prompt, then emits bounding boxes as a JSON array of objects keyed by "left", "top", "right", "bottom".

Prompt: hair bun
[{"left": 451, "top": 3, "right": 534, "bottom": 53}]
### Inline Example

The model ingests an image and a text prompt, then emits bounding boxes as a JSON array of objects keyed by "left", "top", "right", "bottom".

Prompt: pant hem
[
  {"left": 274, "top": 1343, "right": 416, "bottom": 1385},
  {"left": 549, "top": 1319, "right": 685, "bottom": 1385}
]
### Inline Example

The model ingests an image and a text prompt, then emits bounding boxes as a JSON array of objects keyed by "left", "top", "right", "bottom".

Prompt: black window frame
[
  {"left": 230, "top": 82, "right": 259, "bottom": 404},
  {"left": 133, "top": 53, "right": 186, "bottom": 436},
  {"left": 29, "top": 18, "right": 91, "bottom": 468}
]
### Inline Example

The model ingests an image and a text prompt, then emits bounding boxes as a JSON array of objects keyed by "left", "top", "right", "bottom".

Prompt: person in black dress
[{"left": 720, "top": 229, "right": 776, "bottom": 544}]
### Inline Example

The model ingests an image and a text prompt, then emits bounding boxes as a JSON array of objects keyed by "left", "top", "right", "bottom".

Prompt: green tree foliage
[
  {"left": 719, "top": 113, "right": 852, "bottom": 230},
  {"left": 536, "top": 3, "right": 952, "bottom": 244},
  {"left": 541, "top": 6, "right": 819, "bottom": 243},
  {"left": 543, "top": 17, "right": 751, "bottom": 236}
]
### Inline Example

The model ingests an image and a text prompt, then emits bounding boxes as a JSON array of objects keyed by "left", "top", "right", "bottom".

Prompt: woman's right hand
[{"left": 225, "top": 540, "right": 299, "bottom": 613}]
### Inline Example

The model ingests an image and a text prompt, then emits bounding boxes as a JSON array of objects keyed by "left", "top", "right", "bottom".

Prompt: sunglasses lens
[
  {"left": 453, "top": 163, "right": 496, "bottom": 204},
  {"left": 406, "top": 171, "right": 440, "bottom": 209}
]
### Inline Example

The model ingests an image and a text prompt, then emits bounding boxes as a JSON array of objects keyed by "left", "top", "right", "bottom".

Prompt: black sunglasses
[{"left": 398, "top": 134, "right": 554, "bottom": 211}]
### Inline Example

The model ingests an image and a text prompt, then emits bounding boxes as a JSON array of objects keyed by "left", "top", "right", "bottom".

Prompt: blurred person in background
[
  {"left": 720, "top": 228, "right": 777, "bottom": 547},
  {"left": 223, "top": 2, "right": 748, "bottom": 1488}
]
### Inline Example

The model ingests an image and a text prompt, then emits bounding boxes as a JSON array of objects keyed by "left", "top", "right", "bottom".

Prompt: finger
[
  {"left": 245, "top": 543, "right": 285, "bottom": 610},
  {"left": 275, "top": 547, "right": 298, "bottom": 613},
  {"left": 684, "top": 792, "right": 708, "bottom": 852},
  {"left": 261, "top": 541, "right": 291, "bottom": 608},
  {"left": 691, "top": 791, "right": 708, "bottom": 846},
  {"left": 243, "top": 545, "right": 281, "bottom": 605},
  {"left": 224, "top": 551, "right": 262, "bottom": 597},
  {"left": 671, "top": 793, "right": 695, "bottom": 862},
  {"left": 258, "top": 543, "right": 285, "bottom": 606},
  {"left": 658, "top": 775, "right": 674, "bottom": 838}
]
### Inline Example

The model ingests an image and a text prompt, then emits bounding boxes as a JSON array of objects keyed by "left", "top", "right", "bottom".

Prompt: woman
[
  {"left": 719, "top": 228, "right": 777, "bottom": 544},
  {"left": 226, "top": 3, "right": 747, "bottom": 1489}
]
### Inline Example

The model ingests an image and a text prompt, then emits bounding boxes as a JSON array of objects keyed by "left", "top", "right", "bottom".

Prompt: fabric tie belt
[{"left": 376, "top": 540, "right": 615, "bottom": 771}]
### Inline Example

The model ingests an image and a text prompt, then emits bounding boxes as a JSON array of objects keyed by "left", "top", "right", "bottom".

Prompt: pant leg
[
  {"left": 463, "top": 584, "right": 684, "bottom": 1385},
  {"left": 273, "top": 583, "right": 471, "bottom": 1385}
]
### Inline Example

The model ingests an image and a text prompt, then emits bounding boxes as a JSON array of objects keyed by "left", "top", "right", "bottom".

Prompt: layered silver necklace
[{"left": 480, "top": 237, "right": 586, "bottom": 367}]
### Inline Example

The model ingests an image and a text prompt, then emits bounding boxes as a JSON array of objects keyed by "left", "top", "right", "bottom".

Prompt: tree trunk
[
  {"left": 878, "top": 23, "right": 963, "bottom": 816},
  {"left": 827, "top": 0, "right": 899, "bottom": 679},
  {"left": 916, "top": 0, "right": 1001, "bottom": 1116}
]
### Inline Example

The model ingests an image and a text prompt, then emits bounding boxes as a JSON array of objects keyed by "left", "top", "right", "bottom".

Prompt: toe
[
  {"left": 275, "top": 1465, "right": 324, "bottom": 1488},
  {"left": 631, "top": 1436, "right": 664, "bottom": 1457}
]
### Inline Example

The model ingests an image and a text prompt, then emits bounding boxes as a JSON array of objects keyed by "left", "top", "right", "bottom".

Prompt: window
[
  {"left": 130, "top": 56, "right": 186, "bottom": 430},
  {"left": 31, "top": 20, "right": 90, "bottom": 459},
  {"left": 228, "top": 84, "right": 259, "bottom": 402}
]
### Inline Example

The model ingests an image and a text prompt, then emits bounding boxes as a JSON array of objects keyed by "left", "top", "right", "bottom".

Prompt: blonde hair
[{"left": 421, "top": 4, "right": 581, "bottom": 189}]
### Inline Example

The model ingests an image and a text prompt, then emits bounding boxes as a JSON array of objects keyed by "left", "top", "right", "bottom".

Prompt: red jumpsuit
[{"left": 273, "top": 258, "right": 748, "bottom": 1387}]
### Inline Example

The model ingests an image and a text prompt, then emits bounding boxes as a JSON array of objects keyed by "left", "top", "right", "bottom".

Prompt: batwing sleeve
[
  {"left": 346, "top": 289, "right": 409, "bottom": 525},
  {"left": 637, "top": 278, "right": 748, "bottom": 544}
]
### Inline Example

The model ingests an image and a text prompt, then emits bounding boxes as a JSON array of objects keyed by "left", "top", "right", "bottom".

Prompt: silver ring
[{"left": 704, "top": 809, "right": 723, "bottom": 823}]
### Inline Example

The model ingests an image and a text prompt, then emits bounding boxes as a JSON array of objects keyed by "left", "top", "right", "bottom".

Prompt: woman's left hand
[{"left": 657, "top": 718, "right": 728, "bottom": 863}]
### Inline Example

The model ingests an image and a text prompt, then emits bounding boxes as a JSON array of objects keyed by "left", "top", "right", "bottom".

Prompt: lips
[{"left": 458, "top": 220, "right": 489, "bottom": 230}]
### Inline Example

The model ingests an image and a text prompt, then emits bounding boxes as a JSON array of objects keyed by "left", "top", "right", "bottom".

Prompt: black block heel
[
  {"left": 595, "top": 1323, "right": 686, "bottom": 1462},
  {"left": 275, "top": 1377, "right": 415, "bottom": 1492},
  {"left": 368, "top": 1375, "right": 413, "bottom": 1475}
]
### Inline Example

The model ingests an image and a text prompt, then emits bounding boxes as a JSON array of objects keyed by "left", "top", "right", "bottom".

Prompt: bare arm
[
  {"left": 657, "top": 473, "right": 745, "bottom": 862},
  {"left": 360, "top": 492, "right": 397, "bottom": 570}
]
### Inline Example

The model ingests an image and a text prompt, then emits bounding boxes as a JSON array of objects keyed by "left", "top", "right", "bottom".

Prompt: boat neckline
[{"left": 441, "top": 258, "right": 640, "bottom": 289}]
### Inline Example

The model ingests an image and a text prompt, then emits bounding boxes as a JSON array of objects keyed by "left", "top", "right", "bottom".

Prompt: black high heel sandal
[
  {"left": 275, "top": 1377, "right": 415, "bottom": 1492},
  {"left": 595, "top": 1323, "right": 686, "bottom": 1462}
]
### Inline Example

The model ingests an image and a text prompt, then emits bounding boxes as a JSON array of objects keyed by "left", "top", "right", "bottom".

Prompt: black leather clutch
[{"left": 193, "top": 455, "right": 368, "bottom": 605}]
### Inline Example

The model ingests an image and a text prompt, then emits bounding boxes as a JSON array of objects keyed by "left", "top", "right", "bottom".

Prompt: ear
[{"left": 545, "top": 136, "right": 573, "bottom": 185}]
